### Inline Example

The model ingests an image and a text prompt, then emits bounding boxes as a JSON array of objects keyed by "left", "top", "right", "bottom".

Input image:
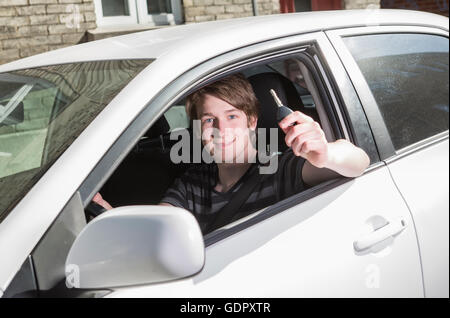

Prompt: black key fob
[
  {"left": 271, "top": 89, "right": 296, "bottom": 126},
  {"left": 277, "top": 105, "right": 295, "bottom": 126}
]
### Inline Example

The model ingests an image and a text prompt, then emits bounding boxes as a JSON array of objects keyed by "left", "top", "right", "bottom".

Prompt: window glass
[
  {"left": 343, "top": 33, "right": 449, "bottom": 150},
  {"left": 147, "top": 0, "right": 172, "bottom": 14},
  {"left": 95, "top": 0, "right": 182, "bottom": 26},
  {"left": 101, "top": 0, "right": 130, "bottom": 16},
  {"left": 164, "top": 105, "right": 189, "bottom": 132},
  {"left": 0, "top": 59, "right": 152, "bottom": 223}
]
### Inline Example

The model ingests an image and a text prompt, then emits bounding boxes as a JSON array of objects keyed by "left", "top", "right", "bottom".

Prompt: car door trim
[
  {"left": 312, "top": 33, "right": 380, "bottom": 164},
  {"left": 385, "top": 130, "right": 449, "bottom": 164},
  {"left": 204, "top": 176, "right": 350, "bottom": 246}
]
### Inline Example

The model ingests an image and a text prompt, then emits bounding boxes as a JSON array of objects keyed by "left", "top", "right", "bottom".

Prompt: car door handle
[{"left": 353, "top": 218, "right": 407, "bottom": 252}]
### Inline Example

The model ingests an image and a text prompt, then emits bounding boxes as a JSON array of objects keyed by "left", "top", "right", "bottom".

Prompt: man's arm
[
  {"left": 279, "top": 111, "right": 370, "bottom": 188},
  {"left": 301, "top": 139, "right": 370, "bottom": 187},
  {"left": 92, "top": 192, "right": 174, "bottom": 210},
  {"left": 92, "top": 192, "right": 113, "bottom": 210}
]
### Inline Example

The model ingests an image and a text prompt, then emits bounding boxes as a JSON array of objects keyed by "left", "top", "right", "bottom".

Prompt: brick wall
[
  {"left": 183, "top": 0, "right": 280, "bottom": 23},
  {"left": 0, "top": 0, "right": 97, "bottom": 66},
  {"left": 380, "top": 0, "right": 449, "bottom": 16},
  {"left": 344, "top": 0, "right": 381, "bottom": 9}
]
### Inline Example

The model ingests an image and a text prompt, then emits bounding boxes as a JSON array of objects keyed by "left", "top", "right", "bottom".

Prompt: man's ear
[{"left": 248, "top": 115, "right": 258, "bottom": 130}]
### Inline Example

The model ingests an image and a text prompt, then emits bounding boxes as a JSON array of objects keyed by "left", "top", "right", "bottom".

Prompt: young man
[{"left": 94, "top": 73, "right": 370, "bottom": 234}]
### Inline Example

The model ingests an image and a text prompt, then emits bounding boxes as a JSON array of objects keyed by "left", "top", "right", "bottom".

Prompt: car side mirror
[{"left": 65, "top": 205, "right": 204, "bottom": 289}]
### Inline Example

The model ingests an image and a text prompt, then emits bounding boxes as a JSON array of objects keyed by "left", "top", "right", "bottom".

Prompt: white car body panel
[
  {"left": 387, "top": 137, "right": 449, "bottom": 297},
  {"left": 0, "top": 9, "right": 447, "bottom": 297},
  {"left": 109, "top": 166, "right": 423, "bottom": 297}
]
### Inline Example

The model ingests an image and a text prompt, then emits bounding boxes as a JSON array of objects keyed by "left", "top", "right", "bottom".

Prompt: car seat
[{"left": 100, "top": 115, "right": 189, "bottom": 207}]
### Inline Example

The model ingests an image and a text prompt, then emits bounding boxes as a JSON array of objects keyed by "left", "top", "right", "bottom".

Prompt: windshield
[{"left": 0, "top": 59, "right": 152, "bottom": 222}]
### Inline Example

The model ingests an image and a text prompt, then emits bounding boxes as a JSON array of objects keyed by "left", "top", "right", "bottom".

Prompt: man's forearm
[{"left": 323, "top": 139, "right": 370, "bottom": 178}]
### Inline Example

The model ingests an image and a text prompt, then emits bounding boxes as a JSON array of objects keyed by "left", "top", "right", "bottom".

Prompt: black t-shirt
[{"left": 161, "top": 149, "right": 308, "bottom": 233}]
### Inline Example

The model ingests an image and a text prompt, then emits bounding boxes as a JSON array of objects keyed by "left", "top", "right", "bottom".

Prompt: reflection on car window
[
  {"left": 164, "top": 105, "right": 190, "bottom": 132},
  {"left": 343, "top": 33, "right": 449, "bottom": 150},
  {"left": 0, "top": 59, "right": 152, "bottom": 223}
]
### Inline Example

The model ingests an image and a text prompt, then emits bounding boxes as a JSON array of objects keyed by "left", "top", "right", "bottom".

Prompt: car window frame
[
  {"left": 326, "top": 26, "right": 450, "bottom": 161},
  {"left": 77, "top": 31, "right": 380, "bottom": 244}
]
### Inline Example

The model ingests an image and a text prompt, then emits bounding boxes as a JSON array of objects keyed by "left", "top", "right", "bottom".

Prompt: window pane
[
  {"left": 294, "top": 0, "right": 312, "bottom": 12},
  {"left": 343, "top": 33, "right": 449, "bottom": 150},
  {"left": 147, "top": 0, "right": 172, "bottom": 14},
  {"left": 101, "top": 0, "right": 130, "bottom": 16},
  {"left": 0, "top": 59, "right": 152, "bottom": 223}
]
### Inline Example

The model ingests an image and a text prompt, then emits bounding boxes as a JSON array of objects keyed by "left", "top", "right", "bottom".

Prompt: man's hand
[
  {"left": 92, "top": 192, "right": 113, "bottom": 210},
  {"left": 279, "top": 111, "right": 329, "bottom": 168},
  {"left": 279, "top": 111, "right": 370, "bottom": 178}
]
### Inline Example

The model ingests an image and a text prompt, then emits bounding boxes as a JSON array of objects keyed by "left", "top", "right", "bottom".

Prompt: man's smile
[{"left": 213, "top": 137, "right": 236, "bottom": 148}]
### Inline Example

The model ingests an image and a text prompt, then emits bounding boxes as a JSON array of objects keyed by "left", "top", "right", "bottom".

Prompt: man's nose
[{"left": 213, "top": 119, "right": 228, "bottom": 136}]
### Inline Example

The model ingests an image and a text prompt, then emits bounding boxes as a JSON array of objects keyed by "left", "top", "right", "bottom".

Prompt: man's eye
[
  {"left": 204, "top": 118, "right": 213, "bottom": 123},
  {"left": 228, "top": 115, "right": 237, "bottom": 119}
]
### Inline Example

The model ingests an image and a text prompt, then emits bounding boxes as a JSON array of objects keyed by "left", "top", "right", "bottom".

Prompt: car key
[{"left": 270, "top": 89, "right": 296, "bottom": 126}]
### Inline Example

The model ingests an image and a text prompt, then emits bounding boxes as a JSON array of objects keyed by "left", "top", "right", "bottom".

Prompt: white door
[
  {"left": 109, "top": 165, "right": 423, "bottom": 297},
  {"left": 328, "top": 27, "right": 449, "bottom": 298},
  {"left": 387, "top": 139, "right": 449, "bottom": 298}
]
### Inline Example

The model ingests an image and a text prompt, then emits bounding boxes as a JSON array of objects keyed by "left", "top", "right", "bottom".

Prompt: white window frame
[{"left": 94, "top": 0, "right": 183, "bottom": 27}]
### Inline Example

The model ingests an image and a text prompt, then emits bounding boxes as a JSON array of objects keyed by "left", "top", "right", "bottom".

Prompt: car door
[
  {"left": 108, "top": 32, "right": 424, "bottom": 297},
  {"left": 328, "top": 26, "right": 449, "bottom": 298}
]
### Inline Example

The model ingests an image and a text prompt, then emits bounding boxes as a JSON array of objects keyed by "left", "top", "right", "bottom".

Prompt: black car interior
[{"left": 89, "top": 63, "right": 323, "bottom": 218}]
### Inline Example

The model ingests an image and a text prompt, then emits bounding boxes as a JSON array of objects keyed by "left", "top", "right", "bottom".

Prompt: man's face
[{"left": 198, "top": 94, "right": 257, "bottom": 163}]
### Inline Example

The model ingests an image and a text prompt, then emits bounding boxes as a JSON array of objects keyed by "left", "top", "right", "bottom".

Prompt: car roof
[{"left": 0, "top": 9, "right": 448, "bottom": 73}]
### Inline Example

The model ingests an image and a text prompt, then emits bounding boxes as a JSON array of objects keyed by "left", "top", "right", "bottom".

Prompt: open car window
[{"left": 94, "top": 54, "right": 340, "bottom": 233}]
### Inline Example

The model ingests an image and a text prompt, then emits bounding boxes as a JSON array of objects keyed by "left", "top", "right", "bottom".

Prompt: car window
[
  {"left": 342, "top": 33, "right": 449, "bottom": 150},
  {"left": 0, "top": 59, "right": 152, "bottom": 223},
  {"left": 163, "top": 105, "right": 190, "bottom": 132}
]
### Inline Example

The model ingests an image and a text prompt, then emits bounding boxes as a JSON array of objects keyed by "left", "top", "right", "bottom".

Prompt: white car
[{"left": 0, "top": 9, "right": 448, "bottom": 298}]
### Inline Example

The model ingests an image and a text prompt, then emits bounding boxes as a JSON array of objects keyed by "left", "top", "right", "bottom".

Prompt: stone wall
[
  {"left": 182, "top": 0, "right": 280, "bottom": 23},
  {"left": 0, "top": 0, "right": 97, "bottom": 66}
]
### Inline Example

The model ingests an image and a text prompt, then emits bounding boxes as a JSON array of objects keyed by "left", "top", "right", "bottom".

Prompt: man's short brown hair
[{"left": 186, "top": 73, "right": 259, "bottom": 123}]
